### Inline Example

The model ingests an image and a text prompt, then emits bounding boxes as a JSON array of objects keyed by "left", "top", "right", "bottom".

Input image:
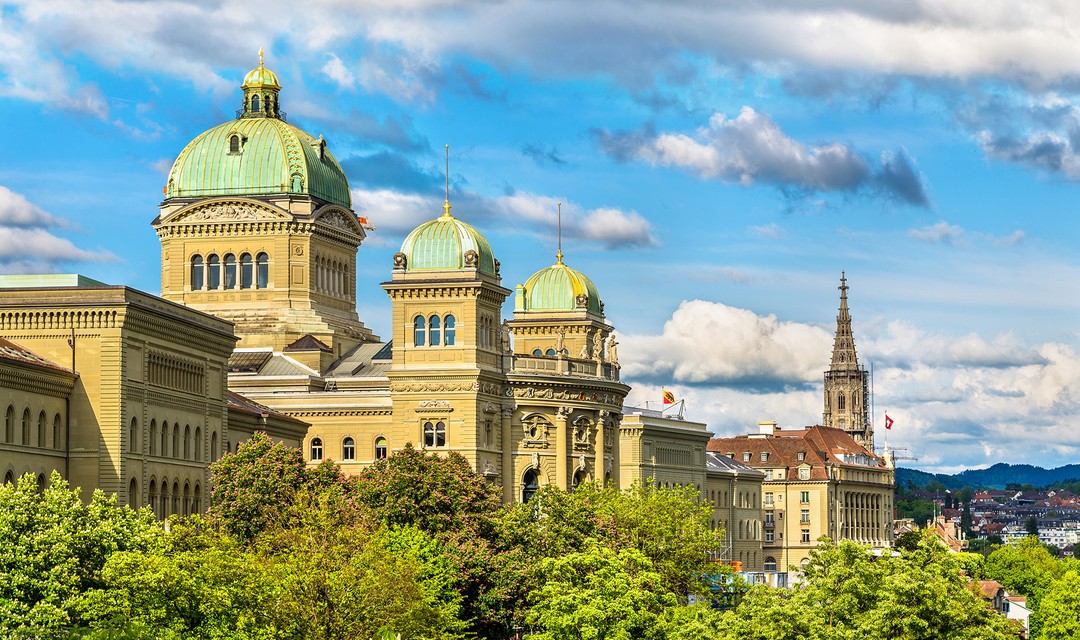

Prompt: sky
[{"left": 1, "top": 0, "right": 1079, "bottom": 474}]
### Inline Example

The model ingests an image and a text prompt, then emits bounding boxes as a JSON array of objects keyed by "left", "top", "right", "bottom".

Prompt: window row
[
  {"left": 314, "top": 256, "right": 351, "bottom": 298},
  {"left": 2, "top": 471, "right": 49, "bottom": 492},
  {"left": 413, "top": 315, "right": 456, "bottom": 347},
  {"left": 309, "top": 436, "right": 388, "bottom": 462},
  {"left": 3, "top": 406, "right": 62, "bottom": 450},
  {"left": 141, "top": 419, "right": 221, "bottom": 463},
  {"left": 191, "top": 253, "right": 269, "bottom": 291},
  {"left": 532, "top": 348, "right": 569, "bottom": 356},
  {"left": 146, "top": 477, "right": 202, "bottom": 520}
]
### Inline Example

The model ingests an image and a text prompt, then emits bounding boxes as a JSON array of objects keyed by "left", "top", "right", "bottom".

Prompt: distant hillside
[{"left": 896, "top": 463, "right": 1080, "bottom": 490}]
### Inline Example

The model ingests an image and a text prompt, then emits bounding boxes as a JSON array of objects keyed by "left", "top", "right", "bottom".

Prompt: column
[
  {"left": 594, "top": 410, "right": 608, "bottom": 483},
  {"left": 501, "top": 405, "right": 514, "bottom": 503},
  {"left": 555, "top": 406, "right": 570, "bottom": 490}
]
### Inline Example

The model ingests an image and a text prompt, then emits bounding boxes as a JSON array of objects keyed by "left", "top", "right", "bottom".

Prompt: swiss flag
[{"left": 885, "top": 414, "right": 894, "bottom": 430}]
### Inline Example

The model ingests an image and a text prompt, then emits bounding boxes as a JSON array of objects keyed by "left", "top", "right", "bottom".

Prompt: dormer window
[
  {"left": 743, "top": 452, "right": 751, "bottom": 462},
  {"left": 797, "top": 451, "right": 806, "bottom": 461},
  {"left": 229, "top": 135, "right": 240, "bottom": 153},
  {"left": 760, "top": 452, "right": 769, "bottom": 462}
]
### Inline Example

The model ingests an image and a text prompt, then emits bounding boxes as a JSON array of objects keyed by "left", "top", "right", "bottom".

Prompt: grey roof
[
  {"left": 706, "top": 451, "right": 766, "bottom": 477},
  {"left": 326, "top": 340, "right": 392, "bottom": 378}
]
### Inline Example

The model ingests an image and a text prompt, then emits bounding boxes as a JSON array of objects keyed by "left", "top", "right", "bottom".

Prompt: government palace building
[{"left": 0, "top": 57, "right": 894, "bottom": 575}]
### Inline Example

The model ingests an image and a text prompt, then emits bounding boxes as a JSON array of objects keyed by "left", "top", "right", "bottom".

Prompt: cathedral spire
[
  {"left": 823, "top": 271, "right": 872, "bottom": 450},
  {"left": 829, "top": 271, "right": 859, "bottom": 371}
]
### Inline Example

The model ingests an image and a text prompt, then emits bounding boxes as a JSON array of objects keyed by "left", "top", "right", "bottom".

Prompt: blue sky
[{"left": 2, "top": 0, "right": 1079, "bottom": 473}]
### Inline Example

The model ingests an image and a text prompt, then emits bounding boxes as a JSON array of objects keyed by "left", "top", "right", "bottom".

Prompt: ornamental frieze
[{"left": 172, "top": 201, "right": 289, "bottom": 224}]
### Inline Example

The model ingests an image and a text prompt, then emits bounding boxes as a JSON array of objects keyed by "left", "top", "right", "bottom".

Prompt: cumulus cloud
[
  {"left": 351, "top": 187, "right": 659, "bottom": 248},
  {"left": 619, "top": 300, "right": 1080, "bottom": 471},
  {"left": 594, "top": 108, "right": 930, "bottom": 206},
  {"left": 322, "top": 53, "right": 356, "bottom": 89},
  {"left": 0, "top": 186, "right": 116, "bottom": 271},
  {"left": 909, "top": 221, "right": 965, "bottom": 244},
  {"left": 620, "top": 300, "right": 832, "bottom": 388}
]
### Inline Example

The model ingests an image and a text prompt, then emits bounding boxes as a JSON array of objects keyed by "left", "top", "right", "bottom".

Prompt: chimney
[{"left": 758, "top": 421, "right": 777, "bottom": 436}]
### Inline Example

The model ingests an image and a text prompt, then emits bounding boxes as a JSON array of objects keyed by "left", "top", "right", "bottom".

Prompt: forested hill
[{"left": 896, "top": 463, "right": 1080, "bottom": 490}]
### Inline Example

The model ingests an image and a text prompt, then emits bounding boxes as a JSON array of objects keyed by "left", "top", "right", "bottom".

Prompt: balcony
[
  {"left": 510, "top": 354, "right": 621, "bottom": 382},
  {"left": 235, "top": 110, "right": 288, "bottom": 122}
]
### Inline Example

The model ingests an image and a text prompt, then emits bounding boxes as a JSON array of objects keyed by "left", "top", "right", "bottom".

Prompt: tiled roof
[
  {"left": 707, "top": 426, "right": 884, "bottom": 480},
  {"left": 0, "top": 337, "right": 72, "bottom": 374},
  {"left": 226, "top": 391, "right": 305, "bottom": 425}
]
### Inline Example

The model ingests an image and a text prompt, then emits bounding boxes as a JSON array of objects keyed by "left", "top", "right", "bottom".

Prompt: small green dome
[
  {"left": 165, "top": 115, "right": 351, "bottom": 207},
  {"left": 520, "top": 256, "right": 602, "bottom": 314},
  {"left": 399, "top": 209, "right": 497, "bottom": 275}
]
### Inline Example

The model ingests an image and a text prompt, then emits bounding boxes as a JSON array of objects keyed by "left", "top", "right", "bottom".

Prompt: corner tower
[
  {"left": 822, "top": 272, "right": 872, "bottom": 449},
  {"left": 382, "top": 182, "right": 511, "bottom": 477},
  {"left": 153, "top": 52, "right": 376, "bottom": 359}
]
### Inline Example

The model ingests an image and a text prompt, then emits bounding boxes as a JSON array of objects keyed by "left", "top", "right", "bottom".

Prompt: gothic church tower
[{"left": 822, "top": 272, "right": 872, "bottom": 450}]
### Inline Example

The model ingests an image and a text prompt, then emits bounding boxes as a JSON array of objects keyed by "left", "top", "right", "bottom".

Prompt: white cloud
[
  {"left": 352, "top": 187, "right": 659, "bottom": 248},
  {"left": 909, "top": 221, "right": 965, "bottom": 244},
  {"left": 0, "top": 186, "right": 116, "bottom": 271},
  {"left": 322, "top": 54, "right": 356, "bottom": 89},
  {"left": 621, "top": 300, "right": 831, "bottom": 386},
  {"left": 620, "top": 300, "right": 1080, "bottom": 472},
  {"left": 750, "top": 223, "right": 782, "bottom": 238},
  {"left": 596, "top": 108, "right": 929, "bottom": 205}
]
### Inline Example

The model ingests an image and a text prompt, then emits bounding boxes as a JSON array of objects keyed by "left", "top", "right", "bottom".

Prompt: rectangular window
[
  {"left": 797, "top": 451, "right": 806, "bottom": 461},
  {"left": 765, "top": 531, "right": 774, "bottom": 543},
  {"left": 799, "top": 467, "right": 810, "bottom": 480},
  {"left": 765, "top": 511, "right": 774, "bottom": 525},
  {"left": 801, "top": 530, "right": 810, "bottom": 543},
  {"left": 743, "top": 452, "right": 751, "bottom": 462},
  {"left": 801, "top": 509, "right": 810, "bottom": 524},
  {"left": 760, "top": 452, "right": 768, "bottom": 462},
  {"left": 764, "top": 492, "right": 773, "bottom": 506},
  {"left": 800, "top": 491, "right": 810, "bottom": 504}
]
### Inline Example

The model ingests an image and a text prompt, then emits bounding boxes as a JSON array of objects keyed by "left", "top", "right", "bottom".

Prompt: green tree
[
  {"left": 526, "top": 541, "right": 678, "bottom": 640},
  {"left": 354, "top": 443, "right": 502, "bottom": 539},
  {"left": 1025, "top": 515, "right": 1039, "bottom": 536},
  {"left": 984, "top": 536, "right": 1062, "bottom": 604},
  {"left": 723, "top": 534, "right": 1015, "bottom": 640},
  {"left": 1038, "top": 570, "right": 1080, "bottom": 640},
  {"left": 0, "top": 472, "right": 161, "bottom": 637},
  {"left": 208, "top": 431, "right": 310, "bottom": 543}
]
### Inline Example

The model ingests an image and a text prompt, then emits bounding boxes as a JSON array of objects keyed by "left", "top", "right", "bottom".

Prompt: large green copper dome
[
  {"left": 519, "top": 256, "right": 602, "bottom": 314},
  {"left": 399, "top": 209, "right": 497, "bottom": 276},
  {"left": 164, "top": 58, "right": 351, "bottom": 208}
]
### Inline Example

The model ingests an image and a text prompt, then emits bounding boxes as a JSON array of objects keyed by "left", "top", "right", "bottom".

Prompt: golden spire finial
[
  {"left": 258, "top": 47, "right": 264, "bottom": 67},
  {"left": 556, "top": 201, "right": 563, "bottom": 264},
  {"left": 442, "top": 144, "right": 453, "bottom": 218}
]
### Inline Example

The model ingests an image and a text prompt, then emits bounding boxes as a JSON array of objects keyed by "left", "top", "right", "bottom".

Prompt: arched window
[
  {"left": 194, "top": 427, "right": 201, "bottom": 461},
  {"left": 310, "top": 437, "right": 323, "bottom": 461},
  {"left": 572, "top": 469, "right": 585, "bottom": 489},
  {"left": 191, "top": 255, "right": 204, "bottom": 290},
  {"left": 129, "top": 418, "right": 138, "bottom": 453},
  {"left": 375, "top": 437, "right": 387, "bottom": 460},
  {"left": 224, "top": 254, "right": 237, "bottom": 289},
  {"left": 837, "top": 392, "right": 846, "bottom": 411},
  {"left": 532, "top": 349, "right": 542, "bottom": 356},
  {"left": 37, "top": 411, "right": 46, "bottom": 447},
  {"left": 342, "top": 437, "right": 355, "bottom": 461},
  {"left": 522, "top": 469, "right": 540, "bottom": 503},
  {"left": 129, "top": 479, "right": 138, "bottom": 508},
  {"left": 183, "top": 482, "right": 191, "bottom": 516},
  {"left": 423, "top": 421, "right": 446, "bottom": 448},
  {"left": 172, "top": 424, "right": 179, "bottom": 458},
  {"left": 53, "top": 414, "right": 61, "bottom": 450},
  {"left": 21, "top": 408, "right": 30, "bottom": 445},
  {"left": 229, "top": 135, "right": 240, "bottom": 153},
  {"left": 37, "top": 474, "right": 46, "bottom": 493},
  {"left": 150, "top": 420, "right": 158, "bottom": 455},
  {"left": 256, "top": 253, "right": 269, "bottom": 288},
  {"left": 148, "top": 480, "right": 158, "bottom": 518},
  {"left": 251, "top": 94, "right": 260, "bottom": 113},
  {"left": 240, "top": 253, "right": 253, "bottom": 289},
  {"left": 545, "top": 349, "right": 556, "bottom": 356},
  {"left": 183, "top": 425, "right": 191, "bottom": 460},
  {"left": 428, "top": 315, "right": 441, "bottom": 346},
  {"left": 160, "top": 477, "right": 169, "bottom": 517},
  {"left": 4, "top": 405, "right": 12, "bottom": 443},
  {"left": 172, "top": 481, "right": 179, "bottom": 516},
  {"left": 194, "top": 484, "right": 202, "bottom": 514},
  {"left": 207, "top": 254, "right": 221, "bottom": 289},
  {"left": 413, "top": 316, "right": 426, "bottom": 347},
  {"left": 444, "top": 315, "right": 456, "bottom": 346},
  {"left": 3, "top": 471, "right": 12, "bottom": 485},
  {"left": 211, "top": 431, "right": 218, "bottom": 461}
]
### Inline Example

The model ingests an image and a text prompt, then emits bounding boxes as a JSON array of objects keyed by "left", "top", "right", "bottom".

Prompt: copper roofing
[
  {"left": 284, "top": 335, "right": 331, "bottom": 352},
  {"left": 0, "top": 338, "right": 73, "bottom": 374}
]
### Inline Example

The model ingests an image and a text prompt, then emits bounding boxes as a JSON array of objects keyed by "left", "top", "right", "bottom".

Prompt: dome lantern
[{"left": 240, "top": 48, "right": 283, "bottom": 120}]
